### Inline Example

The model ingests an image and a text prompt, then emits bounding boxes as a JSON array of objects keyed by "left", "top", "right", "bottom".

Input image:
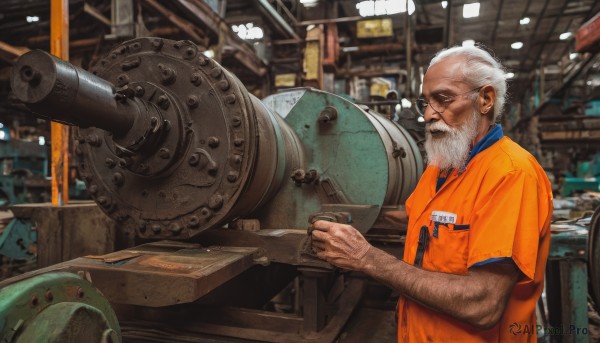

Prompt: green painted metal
[
  {"left": 259, "top": 88, "right": 423, "bottom": 230},
  {"left": 0, "top": 272, "right": 120, "bottom": 343},
  {"left": 547, "top": 227, "right": 589, "bottom": 342},
  {"left": 558, "top": 260, "right": 589, "bottom": 342},
  {"left": 0, "top": 218, "right": 36, "bottom": 260}
]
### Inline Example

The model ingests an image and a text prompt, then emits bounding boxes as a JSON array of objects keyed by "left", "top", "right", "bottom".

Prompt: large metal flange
[{"left": 79, "top": 37, "right": 259, "bottom": 239}]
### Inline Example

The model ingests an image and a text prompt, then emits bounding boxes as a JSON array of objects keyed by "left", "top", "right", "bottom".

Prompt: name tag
[{"left": 430, "top": 211, "right": 457, "bottom": 224}]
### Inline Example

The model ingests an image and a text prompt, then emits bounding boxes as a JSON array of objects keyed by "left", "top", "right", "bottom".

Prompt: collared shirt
[{"left": 399, "top": 127, "right": 553, "bottom": 342}]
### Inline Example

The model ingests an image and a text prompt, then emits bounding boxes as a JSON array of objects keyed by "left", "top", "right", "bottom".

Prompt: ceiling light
[
  {"left": 401, "top": 98, "right": 412, "bottom": 108},
  {"left": 231, "top": 23, "right": 264, "bottom": 40},
  {"left": 38, "top": 136, "right": 45, "bottom": 146},
  {"left": 463, "top": 3, "right": 480, "bottom": 18},
  {"left": 570, "top": 53, "right": 578, "bottom": 60},
  {"left": 519, "top": 17, "right": 530, "bottom": 25},
  {"left": 511, "top": 41, "right": 523, "bottom": 49},
  {"left": 559, "top": 32, "right": 572, "bottom": 40},
  {"left": 462, "top": 39, "right": 475, "bottom": 47},
  {"left": 505, "top": 72, "right": 515, "bottom": 79},
  {"left": 300, "top": 0, "right": 319, "bottom": 7},
  {"left": 26, "top": 16, "right": 39, "bottom": 23},
  {"left": 441, "top": 1, "right": 448, "bottom": 8},
  {"left": 356, "top": 0, "right": 415, "bottom": 17}
]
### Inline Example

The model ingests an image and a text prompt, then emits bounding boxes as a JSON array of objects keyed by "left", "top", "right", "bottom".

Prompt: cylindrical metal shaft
[{"left": 11, "top": 50, "right": 134, "bottom": 136}]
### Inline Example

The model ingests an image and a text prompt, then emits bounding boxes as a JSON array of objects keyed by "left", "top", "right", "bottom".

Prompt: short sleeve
[{"left": 467, "top": 170, "right": 548, "bottom": 280}]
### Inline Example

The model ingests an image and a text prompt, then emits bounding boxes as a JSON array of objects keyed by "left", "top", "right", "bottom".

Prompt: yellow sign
[
  {"left": 357, "top": 19, "right": 393, "bottom": 38},
  {"left": 275, "top": 73, "right": 297, "bottom": 87}
]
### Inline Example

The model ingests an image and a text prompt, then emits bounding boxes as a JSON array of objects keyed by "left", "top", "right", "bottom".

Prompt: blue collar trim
[{"left": 465, "top": 124, "right": 504, "bottom": 166}]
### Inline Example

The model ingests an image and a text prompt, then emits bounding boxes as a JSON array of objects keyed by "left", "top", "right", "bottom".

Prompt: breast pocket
[{"left": 424, "top": 222, "right": 470, "bottom": 274}]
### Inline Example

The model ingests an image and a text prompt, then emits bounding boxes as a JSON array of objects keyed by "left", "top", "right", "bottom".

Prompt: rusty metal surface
[
  {"left": 11, "top": 38, "right": 304, "bottom": 240},
  {"left": 118, "top": 278, "right": 365, "bottom": 343},
  {"left": 60, "top": 242, "right": 259, "bottom": 307}
]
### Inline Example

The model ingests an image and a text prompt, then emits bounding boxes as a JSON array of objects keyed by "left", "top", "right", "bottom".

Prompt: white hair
[{"left": 429, "top": 45, "right": 507, "bottom": 122}]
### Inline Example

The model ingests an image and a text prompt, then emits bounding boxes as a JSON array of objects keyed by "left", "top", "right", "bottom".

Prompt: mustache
[{"left": 426, "top": 121, "right": 453, "bottom": 133}]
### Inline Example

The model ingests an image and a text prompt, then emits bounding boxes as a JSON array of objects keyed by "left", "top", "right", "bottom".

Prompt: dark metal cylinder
[{"left": 11, "top": 50, "right": 134, "bottom": 136}]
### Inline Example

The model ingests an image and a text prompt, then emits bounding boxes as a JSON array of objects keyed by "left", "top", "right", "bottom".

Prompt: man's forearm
[{"left": 358, "top": 246, "right": 513, "bottom": 329}]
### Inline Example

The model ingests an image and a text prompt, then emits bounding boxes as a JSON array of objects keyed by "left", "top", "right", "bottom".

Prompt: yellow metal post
[{"left": 50, "top": 0, "right": 69, "bottom": 206}]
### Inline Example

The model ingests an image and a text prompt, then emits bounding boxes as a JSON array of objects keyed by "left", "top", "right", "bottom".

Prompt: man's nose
[{"left": 423, "top": 105, "right": 441, "bottom": 123}]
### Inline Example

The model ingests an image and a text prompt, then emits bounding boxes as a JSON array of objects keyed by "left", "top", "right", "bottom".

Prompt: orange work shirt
[{"left": 399, "top": 136, "right": 553, "bottom": 342}]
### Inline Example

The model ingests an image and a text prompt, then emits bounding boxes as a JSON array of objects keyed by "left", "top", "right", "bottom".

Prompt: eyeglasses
[{"left": 415, "top": 86, "right": 483, "bottom": 116}]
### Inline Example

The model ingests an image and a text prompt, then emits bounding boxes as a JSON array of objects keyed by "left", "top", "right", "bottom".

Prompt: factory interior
[{"left": 0, "top": 0, "right": 600, "bottom": 342}]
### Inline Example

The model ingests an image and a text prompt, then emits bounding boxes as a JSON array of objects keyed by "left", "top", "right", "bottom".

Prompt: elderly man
[{"left": 311, "top": 45, "right": 553, "bottom": 342}]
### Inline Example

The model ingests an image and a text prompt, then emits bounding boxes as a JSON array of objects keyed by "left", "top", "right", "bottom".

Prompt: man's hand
[{"left": 311, "top": 220, "right": 372, "bottom": 270}]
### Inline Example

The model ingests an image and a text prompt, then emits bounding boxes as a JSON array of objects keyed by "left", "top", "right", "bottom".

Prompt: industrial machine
[{"left": 0, "top": 37, "right": 422, "bottom": 342}]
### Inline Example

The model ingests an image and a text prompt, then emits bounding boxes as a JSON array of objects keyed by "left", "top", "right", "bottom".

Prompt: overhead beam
[
  {"left": 255, "top": 0, "right": 301, "bottom": 40},
  {"left": 491, "top": 0, "right": 505, "bottom": 46},
  {"left": 0, "top": 41, "right": 30, "bottom": 63},
  {"left": 84, "top": 3, "right": 111, "bottom": 27},
  {"left": 173, "top": 0, "right": 267, "bottom": 76},
  {"left": 142, "top": 0, "right": 209, "bottom": 46}
]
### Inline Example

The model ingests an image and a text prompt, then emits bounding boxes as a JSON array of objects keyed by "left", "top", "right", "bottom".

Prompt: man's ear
[{"left": 478, "top": 85, "right": 496, "bottom": 117}]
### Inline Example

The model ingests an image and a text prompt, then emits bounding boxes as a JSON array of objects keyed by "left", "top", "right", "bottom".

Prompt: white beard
[{"left": 424, "top": 110, "right": 481, "bottom": 170}]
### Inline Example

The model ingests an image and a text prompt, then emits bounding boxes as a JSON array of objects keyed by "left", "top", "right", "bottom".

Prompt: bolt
[
  {"left": 163, "top": 120, "right": 172, "bottom": 132},
  {"left": 75, "top": 146, "right": 83, "bottom": 156},
  {"left": 208, "top": 163, "right": 219, "bottom": 175},
  {"left": 231, "top": 155, "right": 242, "bottom": 165},
  {"left": 187, "top": 95, "right": 199, "bottom": 109},
  {"left": 151, "top": 224, "right": 162, "bottom": 234},
  {"left": 134, "top": 86, "right": 145, "bottom": 97},
  {"left": 169, "top": 223, "right": 183, "bottom": 234},
  {"left": 97, "top": 196, "right": 109, "bottom": 207},
  {"left": 158, "top": 64, "right": 177, "bottom": 85},
  {"left": 45, "top": 290, "right": 53, "bottom": 301},
  {"left": 225, "top": 94, "right": 237, "bottom": 104},
  {"left": 77, "top": 287, "right": 85, "bottom": 298},
  {"left": 112, "top": 172, "right": 124, "bottom": 186},
  {"left": 189, "top": 153, "right": 200, "bottom": 166},
  {"left": 116, "top": 74, "right": 129, "bottom": 87},
  {"left": 209, "top": 194, "right": 223, "bottom": 210},
  {"left": 190, "top": 73, "right": 203, "bottom": 86},
  {"left": 152, "top": 38, "right": 164, "bottom": 50},
  {"left": 105, "top": 158, "right": 116, "bottom": 168},
  {"left": 200, "top": 207, "right": 213, "bottom": 219},
  {"left": 199, "top": 56, "right": 209, "bottom": 66},
  {"left": 189, "top": 216, "right": 200, "bottom": 227},
  {"left": 218, "top": 79, "right": 230, "bottom": 91},
  {"left": 208, "top": 137, "right": 220, "bottom": 148},
  {"left": 150, "top": 117, "right": 158, "bottom": 127},
  {"left": 110, "top": 53, "right": 117, "bottom": 60},
  {"left": 118, "top": 158, "right": 132, "bottom": 168},
  {"left": 291, "top": 169, "right": 305, "bottom": 183},
  {"left": 210, "top": 67, "right": 222, "bottom": 78},
  {"left": 89, "top": 185, "right": 98, "bottom": 194},
  {"left": 318, "top": 106, "right": 338, "bottom": 123},
  {"left": 158, "top": 148, "right": 170, "bottom": 159},
  {"left": 157, "top": 95, "right": 170, "bottom": 109},
  {"left": 173, "top": 41, "right": 181, "bottom": 49},
  {"left": 232, "top": 117, "right": 241, "bottom": 127},
  {"left": 234, "top": 138, "right": 244, "bottom": 147},
  {"left": 86, "top": 135, "right": 102, "bottom": 147},
  {"left": 31, "top": 295, "right": 39, "bottom": 306},
  {"left": 184, "top": 47, "right": 195, "bottom": 59},
  {"left": 138, "top": 222, "right": 147, "bottom": 233},
  {"left": 227, "top": 172, "right": 238, "bottom": 182}
]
